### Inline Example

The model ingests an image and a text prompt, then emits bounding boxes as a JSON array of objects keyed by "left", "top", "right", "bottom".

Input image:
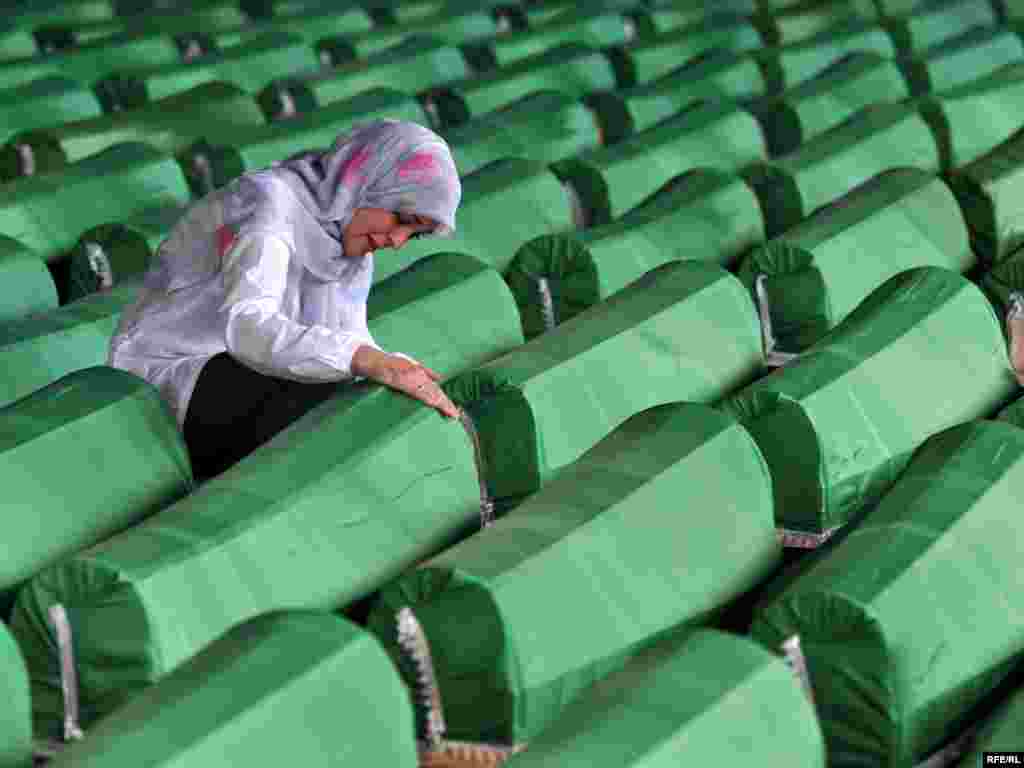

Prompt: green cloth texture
[
  {"left": 8, "top": 253, "right": 522, "bottom": 734},
  {"left": 0, "top": 235, "right": 58, "bottom": 323},
  {"left": 445, "top": 90, "right": 600, "bottom": 176},
  {"left": 552, "top": 100, "right": 767, "bottom": 226},
  {"left": 760, "top": 20, "right": 897, "bottom": 90},
  {"left": 898, "top": 25, "right": 1024, "bottom": 96},
  {"left": 722, "top": 267, "right": 1016, "bottom": 536},
  {"left": 586, "top": 50, "right": 773, "bottom": 143},
  {"left": 46, "top": 612, "right": 417, "bottom": 768},
  {"left": 736, "top": 167, "right": 975, "bottom": 351},
  {"left": 997, "top": 392, "right": 1024, "bottom": 428},
  {"left": 373, "top": 158, "right": 575, "bottom": 283},
  {"left": 0, "top": 77, "right": 101, "bottom": 144},
  {"left": 0, "top": 282, "right": 138, "bottom": 409},
  {"left": 750, "top": 51, "right": 910, "bottom": 156},
  {"left": 0, "top": 366, "right": 192, "bottom": 605},
  {"left": 93, "top": 33, "right": 317, "bottom": 112},
  {"left": 0, "top": 142, "right": 190, "bottom": 263},
  {"left": 66, "top": 205, "right": 186, "bottom": 302},
  {"left": 960, "top": 684, "right": 1024, "bottom": 766},
  {"left": 506, "top": 169, "right": 764, "bottom": 338},
  {"left": 757, "top": 2, "right": 865, "bottom": 46},
  {"left": 950, "top": 129, "right": 1024, "bottom": 266},
  {"left": 742, "top": 101, "right": 941, "bottom": 237},
  {"left": 614, "top": 16, "right": 765, "bottom": 86},
  {"left": 752, "top": 419, "right": 1024, "bottom": 768},
  {"left": 0, "top": 623, "right": 31, "bottom": 768},
  {"left": 443, "top": 261, "right": 763, "bottom": 511},
  {"left": 0, "top": 82, "right": 266, "bottom": 181},
  {"left": 368, "top": 404, "right": 780, "bottom": 745},
  {"left": 481, "top": 8, "right": 631, "bottom": 68},
  {"left": 426, "top": 43, "right": 616, "bottom": 129},
  {"left": 0, "top": 31, "right": 181, "bottom": 92},
  {"left": 503, "top": 630, "right": 825, "bottom": 767},
  {"left": 258, "top": 36, "right": 468, "bottom": 119},
  {"left": 916, "top": 62, "right": 1024, "bottom": 172},
  {"left": 180, "top": 88, "right": 426, "bottom": 194},
  {"left": 882, "top": 0, "right": 998, "bottom": 54}
]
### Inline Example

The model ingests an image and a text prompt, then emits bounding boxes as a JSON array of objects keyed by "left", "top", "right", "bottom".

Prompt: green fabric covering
[
  {"left": 373, "top": 158, "right": 574, "bottom": 282},
  {"left": 4, "top": 0, "right": 116, "bottom": 29},
  {"left": 736, "top": 168, "right": 975, "bottom": 351},
  {"left": 722, "top": 267, "right": 1015, "bottom": 537},
  {"left": 446, "top": 90, "right": 600, "bottom": 175},
  {"left": 425, "top": 43, "right": 616, "bottom": 129},
  {"left": 898, "top": 25, "right": 1024, "bottom": 96},
  {"left": 757, "top": 2, "right": 864, "bottom": 46},
  {"left": 950, "top": 130, "right": 1024, "bottom": 265},
  {"left": 997, "top": 391, "right": 1024, "bottom": 428},
  {"left": 0, "top": 623, "right": 31, "bottom": 768},
  {"left": 0, "top": 142, "right": 190, "bottom": 263},
  {"left": 613, "top": 16, "right": 765, "bottom": 87},
  {"left": 46, "top": 612, "right": 417, "bottom": 768},
  {"left": 980, "top": 244, "right": 1024, "bottom": 319},
  {"left": 916, "top": 62, "right": 1024, "bottom": 172},
  {"left": 0, "top": 31, "right": 181, "bottom": 92},
  {"left": 259, "top": 36, "right": 468, "bottom": 119},
  {"left": 761, "top": 20, "right": 897, "bottom": 89},
  {"left": 181, "top": 88, "right": 426, "bottom": 194},
  {"left": 588, "top": 50, "right": 773, "bottom": 143},
  {"left": 0, "top": 366, "right": 193, "bottom": 604},
  {"left": 631, "top": 3, "right": 715, "bottom": 35},
  {"left": 481, "top": 8, "right": 630, "bottom": 68},
  {"left": 750, "top": 51, "right": 910, "bottom": 155},
  {"left": 94, "top": 33, "right": 317, "bottom": 112},
  {"left": 553, "top": 100, "right": 766, "bottom": 226},
  {"left": 444, "top": 261, "right": 762, "bottom": 511},
  {"left": 743, "top": 102, "right": 941, "bottom": 237},
  {"left": 752, "top": 419, "right": 1024, "bottom": 768},
  {"left": 961, "top": 684, "right": 1024, "bottom": 766},
  {"left": 0, "top": 82, "right": 265, "bottom": 180},
  {"left": 0, "top": 27, "right": 37, "bottom": 61},
  {"left": 0, "top": 77, "right": 101, "bottom": 144},
  {"left": 66, "top": 205, "right": 185, "bottom": 302},
  {"left": 369, "top": 404, "right": 780, "bottom": 745},
  {"left": 0, "top": 282, "right": 138, "bottom": 409},
  {"left": 506, "top": 169, "right": 764, "bottom": 338},
  {"left": 503, "top": 630, "right": 825, "bottom": 767},
  {"left": 0, "top": 235, "right": 58, "bottom": 323},
  {"left": 883, "top": 0, "right": 998, "bottom": 54},
  {"left": 208, "top": 7, "right": 375, "bottom": 56},
  {"left": 10, "top": 387, "right": 479, "bottom": 736}
]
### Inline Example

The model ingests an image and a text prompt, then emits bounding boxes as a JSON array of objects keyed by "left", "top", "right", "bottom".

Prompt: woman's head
[{"left": 278, "top": 120, "right": 461, "bottom": 257}]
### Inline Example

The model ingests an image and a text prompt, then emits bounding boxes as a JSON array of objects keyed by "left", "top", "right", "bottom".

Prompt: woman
[{"left": 110, "top": 120, "right": 462, "bottom": 481}]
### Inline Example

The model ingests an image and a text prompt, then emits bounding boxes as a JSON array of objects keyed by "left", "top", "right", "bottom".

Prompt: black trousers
[{"left": 183, "top": 353, "right": 342, "bottom": 482}]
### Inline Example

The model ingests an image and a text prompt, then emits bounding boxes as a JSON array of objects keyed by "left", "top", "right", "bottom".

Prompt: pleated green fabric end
[
  {"left": 0, "top": 76, "right": 101, "bottom": 145},
  {"left": 753, "top": 419, "right": 1024, "bottom": 767},
  {"left": 0, "top": 235, "right": 58, "bottom": 324}
]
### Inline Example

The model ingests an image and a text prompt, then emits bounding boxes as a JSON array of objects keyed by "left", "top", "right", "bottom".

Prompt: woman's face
[{"left": 342, "top": 207, "right": 437, "bottom": 258}]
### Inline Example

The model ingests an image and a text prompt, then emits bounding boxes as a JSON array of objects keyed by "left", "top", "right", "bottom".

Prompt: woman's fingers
[{"left": 423, "top": 366, "right": 443, "bottom": 381}]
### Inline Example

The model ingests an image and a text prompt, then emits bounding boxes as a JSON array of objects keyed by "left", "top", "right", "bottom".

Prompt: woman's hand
[{"left": 352, "top": 345, "right": 460, "bottom": 418}]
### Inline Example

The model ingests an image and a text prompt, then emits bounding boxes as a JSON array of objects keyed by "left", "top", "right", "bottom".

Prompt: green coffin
[
  {"left": 180, "top": 88, "right": 426, "bottom": 194},
  {"left": 507, "top": 169, "right": 764, "bottom": 337},
  {"left": 0, "top": 282, "right": 138, "bottom": 409},
  {"left": 553, "top": 100, "right": 766, "bottom": 226},
  {"left": 369, "top": 403, "right": 780, "bottom": 746},
  {"left": 0, "top": 142, "right": 190, "bottom": 263},
  {"left": 758, "top": 21, "right": 897, "bottom": 90},
  {"left": 883, "top": 0, "right": 999, "bottom": 54},
  {"left": 46, "top": 612, "right": 417, "bottom": 768},
  {"left": 750, "top": 51, "right": 910, "bottom": 155},
  {"left": 898, "top": 25, "right": 1024, "bottom": 96},
  {"left": 374, "top": 158, "right": 574, "bottom": 282},
  {"left": 722, "top": 267, "right": 1015, "bottom": 540},
  {"left": 0, "top": 623, "right": 30, "bottom": 768},
  {"left": 0, "top": 82, "right": 265, "bottom": 180},
  {"left": 503, "top": 630, "right": 825, "bottom": 768},
  {"left": 0, "top": 235, "right": 58, "bottom": 323},
  {"left": 446, "top": 90, "right": 599, "bottom": 175},
  {"left": 743, "top": 101, "right": 941, "bottom": 237},
  {"left": 950, "top": 129, "right": 1024, "bottom": 264},
  {"left": 736, "top": 168, "right": 974, "bottom": 352},
  {"left": 425, "top": 43, "right": 616, "bottom": 129},
  {"left": 259, "top": 36, "right": 468, "bottom": 120},
  {"left": 960, "top": 684, "right": 1024, "bottom": 767},
  {"left": 757, "top": 2, "right": 866, "bottom": 46},
  {"left": 752, "top": 419, "right": 1024, "bottom": 768},
  {"left": 94, "top": 33, "right": 317, "bottom": 112},
  {"left": 0, "top": 367, "right": 192, "bottom": 606},
  {"left": 444, "top": 261, "right": 762, "bottom": 512},
  {"left": 477, "top": 8, "right": 631, "bottom": 69},
  {"left": 0, "top": 77, "right": 101, "bottom": 144}
]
